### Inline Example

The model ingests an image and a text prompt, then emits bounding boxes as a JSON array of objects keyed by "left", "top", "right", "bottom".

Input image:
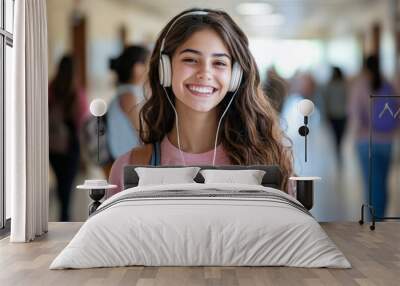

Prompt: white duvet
[{"left": 50, "top": 183, "right": 351, "bottom": 269}]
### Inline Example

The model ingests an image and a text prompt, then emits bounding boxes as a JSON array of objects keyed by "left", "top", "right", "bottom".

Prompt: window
[
  {"left": 5, "top": 0, "right": 13, "bottom": 33},
  {"left": 1, "top": 0, "right": 14, "bottom": 231}
]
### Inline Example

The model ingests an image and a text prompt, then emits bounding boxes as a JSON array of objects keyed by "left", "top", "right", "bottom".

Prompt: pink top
[
  {"left": 160, "top": 136, "right": 231, "bottom": 166},
  {"left": 107, "top": 136, "right": 231, "bottom": 198},
  {"left": 107, "top": 150, "right": 131, "bottom": 198}
]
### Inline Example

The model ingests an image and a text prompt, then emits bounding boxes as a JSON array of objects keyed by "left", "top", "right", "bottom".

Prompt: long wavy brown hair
[{"left": 140, "top": 8, "right": 293, "bottom": 192}]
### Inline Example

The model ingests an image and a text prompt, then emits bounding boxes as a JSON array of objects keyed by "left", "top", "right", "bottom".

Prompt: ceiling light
[
  {"left": 244, "top": 13, "right": 285, "bottom": 26},
  {"left": 236, "top": 2, "right": 273, "bottom": 15}
]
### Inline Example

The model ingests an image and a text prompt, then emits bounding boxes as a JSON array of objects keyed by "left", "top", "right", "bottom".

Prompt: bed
[{"left": 50, "top": 165, "right": 350, "bottom": 269}]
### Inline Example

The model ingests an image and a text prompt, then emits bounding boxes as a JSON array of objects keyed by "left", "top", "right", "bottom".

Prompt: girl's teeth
[{"left": 188, "top": 85, "right": 214, "bottom": 94}]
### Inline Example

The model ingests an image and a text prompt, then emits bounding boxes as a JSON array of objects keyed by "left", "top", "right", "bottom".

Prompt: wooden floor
[{"left": 0, "top": 222, "right": 399, "bottom": 286}]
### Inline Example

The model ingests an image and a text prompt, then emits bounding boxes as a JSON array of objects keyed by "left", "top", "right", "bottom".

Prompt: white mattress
[{"left": 50, "top": 183, "right": 351, "bottom": 269}]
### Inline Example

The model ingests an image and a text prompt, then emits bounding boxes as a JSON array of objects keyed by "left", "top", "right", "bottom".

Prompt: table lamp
[
  {"left": 292, "top": 99, "right": 320, "bottom": 210},
  {"left": 77, "top": 99, "right": 116, "bottom": 215},
  {"left": 297, "top": 99, "right": 314, "bottom": 162},
  {"left": 89, "top": 99, "right": 107, "bottom": 162}
]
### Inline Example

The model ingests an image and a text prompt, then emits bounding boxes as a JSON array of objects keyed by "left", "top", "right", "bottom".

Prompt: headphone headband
[{"left": 160, "top": 11, "right": 209, "bottom": 53}]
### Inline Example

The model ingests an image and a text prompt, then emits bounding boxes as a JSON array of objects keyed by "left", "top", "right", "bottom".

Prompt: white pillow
[
  {"left": 135, "top": 167, "right": 201, "bottom": 186},
  {"left": 200, "top": 169, "right": 266, "bottom": 185}
]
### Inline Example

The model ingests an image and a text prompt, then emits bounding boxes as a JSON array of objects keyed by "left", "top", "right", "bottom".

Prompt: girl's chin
[
  {"left": 180, "top": 93, "right": 220, "bottom": 112},
  {"left": 181, "top": 100, "right": 216, "bottom": 113},
  {"left": 188, "top": 105, "right": 214, "bottom": 113}
]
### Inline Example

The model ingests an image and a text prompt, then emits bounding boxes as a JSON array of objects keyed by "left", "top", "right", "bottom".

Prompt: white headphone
[{"left": 158, "top": 11, "right": 243, "bottom": 92}]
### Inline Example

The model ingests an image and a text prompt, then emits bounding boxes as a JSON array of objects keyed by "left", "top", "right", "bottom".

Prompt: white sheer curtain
[{"left": 7, "top": 0, "right": 49, "bottom": 242}]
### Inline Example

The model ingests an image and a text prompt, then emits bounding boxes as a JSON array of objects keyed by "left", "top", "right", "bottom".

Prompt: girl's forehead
[{"left": 174, "top": 28, "right": 231, "bottom": 57}]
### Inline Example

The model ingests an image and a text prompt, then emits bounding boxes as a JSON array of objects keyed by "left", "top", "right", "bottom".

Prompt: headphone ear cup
[
  {"left": 228, "top": 62, "right": 243, "bottom": 92},
  {"left": 158, "top": 56, "right": 165, "bottom": 86},
  {"left": 159, "top": 55, "right": 172, "bottom": 87}
]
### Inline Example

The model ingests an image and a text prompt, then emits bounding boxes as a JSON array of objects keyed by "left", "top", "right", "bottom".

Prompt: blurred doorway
[{"left": 71, "top": 10, "right": 87, "bottom": 88}]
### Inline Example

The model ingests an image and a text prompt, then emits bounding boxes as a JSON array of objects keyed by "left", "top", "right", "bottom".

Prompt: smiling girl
[{"left": 107, "top": 8, "right": 293, "bottom": 197}]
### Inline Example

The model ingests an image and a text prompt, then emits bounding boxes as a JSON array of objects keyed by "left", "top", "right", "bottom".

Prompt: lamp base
[
  {"left": 296, "top": 180, "right": 314, "bottom": 210},
  {"left": 298, "top": 125, "right": 309, "bottom": 136},
  {"left": 290, "top": 177, "right": 321, "bottom": 210},
  {"left": 88, "top": 189, "right": 105, "bottom": 215}
]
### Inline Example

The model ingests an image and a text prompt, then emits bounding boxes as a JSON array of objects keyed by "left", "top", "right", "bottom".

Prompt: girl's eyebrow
[{"left": 179, "top": 48, "right": 231, "bottom": 60}]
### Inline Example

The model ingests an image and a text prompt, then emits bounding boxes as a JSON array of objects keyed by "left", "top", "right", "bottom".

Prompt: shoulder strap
[
  {"left": 153, "top": 141, "right": 161, "bottom": 165},
  {"left": 129, "top": 144, "right": 153, "bottom": 165},
  {"left": 128, "top": 141, "right": 162, "bottom": 165}
]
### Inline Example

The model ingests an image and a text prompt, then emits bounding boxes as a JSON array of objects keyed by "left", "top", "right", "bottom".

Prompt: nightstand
[
  {"left": 289, "top": 176, "right": 321, "bottom": 210},
  {"left": 77, "top": 180, "right": 117, "bottom": 215}
]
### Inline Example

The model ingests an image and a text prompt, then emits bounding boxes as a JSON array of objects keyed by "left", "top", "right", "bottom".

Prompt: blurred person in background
[
  {"left": 349, "top": 55, "right": 399, "bottom": 219},
  {"left": 106, "top": 45, "right": 150, "bottom": 168},
  {"left": 323, "top": 66, "right": 348, "bottom": 162},
  {"left": 263, "top": 67, "right": 288, "bottom": 113},
  {"left": 292, "top": 73, "right": 316, "bottom": 100},
  {"left": 49, "top": 55, "right": 89, "bottom": 221}
]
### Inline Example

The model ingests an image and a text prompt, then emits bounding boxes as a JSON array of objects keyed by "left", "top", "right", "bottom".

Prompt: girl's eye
[
  {"left": 214, "top": 61, "right": 227, "bottom": 67},
  {"left": 182, "top": 58, "right": 197, "bottom": 63}
]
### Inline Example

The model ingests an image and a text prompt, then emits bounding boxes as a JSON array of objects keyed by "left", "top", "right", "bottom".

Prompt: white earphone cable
[
  {"left": 162, "top": 87, "right": 186, "bottom": 166},
  {"left": 163, "top": 86, "right": 239, "bottom": 167},
  {"left": 212, "top": 88, "right": 240, "bottom": 166}
]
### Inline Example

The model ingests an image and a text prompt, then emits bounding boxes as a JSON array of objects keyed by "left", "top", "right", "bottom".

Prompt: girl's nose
[
  {"left": 196, "top": 64, "right": 212, "bottom": 81},
  {"left": 196, "top": 69, "right": 211, "bottom": 80},
  {"left": 196, "top": 73, "right": 211, "bottom": 81}
]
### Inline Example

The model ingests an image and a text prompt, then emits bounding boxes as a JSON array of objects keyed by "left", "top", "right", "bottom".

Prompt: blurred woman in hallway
[
  {"left": 323, "top": 66, "right": 348, "bottom": 163},
  {"left": 106, "top": 45, "right": 150, "bottom": 167},
  {"left": 49, "top": 55, "right": 88, "bottom": 221},
  {"left": 349, "top": 55, "right": 399, "bottom": 219}
]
